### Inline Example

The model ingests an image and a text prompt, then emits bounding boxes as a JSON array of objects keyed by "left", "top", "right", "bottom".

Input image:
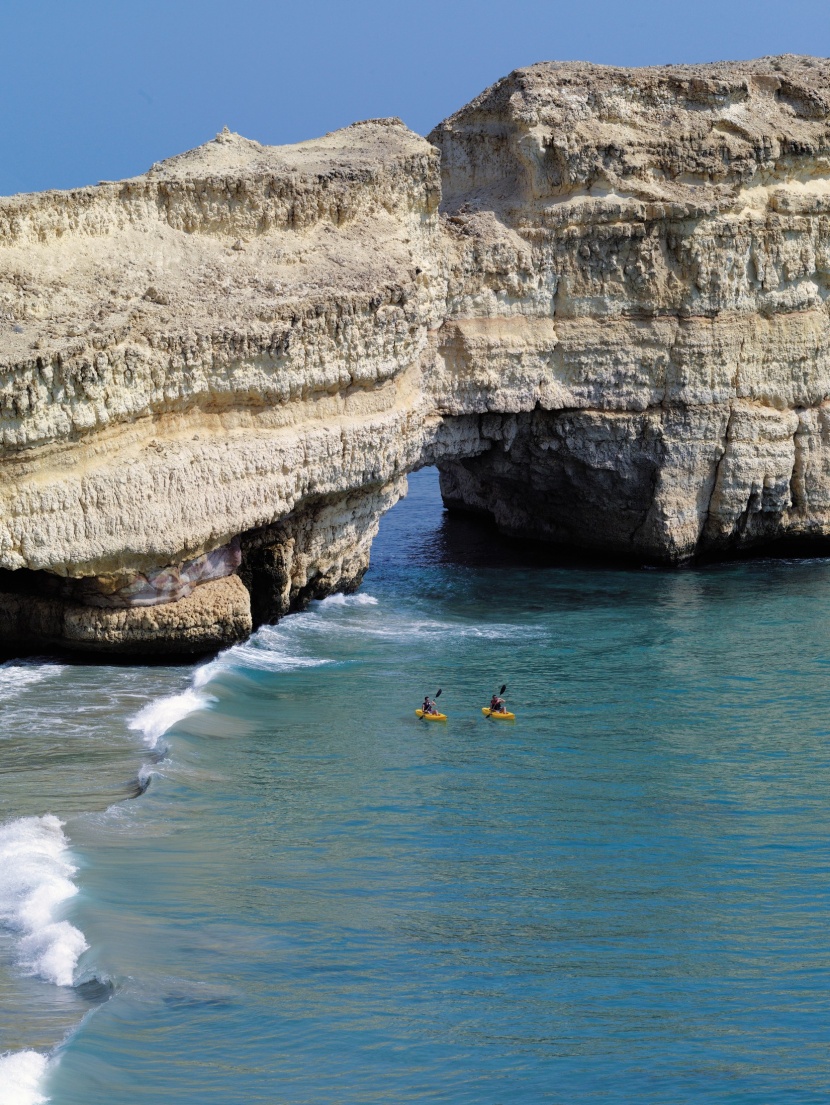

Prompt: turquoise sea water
[{"left": 3, "top": 467, "right": 830, "bottom": 1103}]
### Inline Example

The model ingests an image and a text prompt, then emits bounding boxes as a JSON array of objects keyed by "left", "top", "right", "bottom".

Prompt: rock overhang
[{"left": 1, "top": 57, "right": 830, "bottom": 652}]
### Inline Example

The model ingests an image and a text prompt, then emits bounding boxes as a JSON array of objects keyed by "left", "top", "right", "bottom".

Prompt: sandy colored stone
[
  {"left": 61, "top": 574, "right": 252, "bottom": 654},
  {"left": 3, "top": 57, "right": 830, "bottom": 652},
  {"left": 430, "top": 55, "right": 830, "bottom": 561},
  {"left": 0, "top": 575, "right": 251, "bottom": 655}
]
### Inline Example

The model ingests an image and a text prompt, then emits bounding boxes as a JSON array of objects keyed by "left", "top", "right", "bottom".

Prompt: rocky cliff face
[
  {"left": 2, "top": 56, "right": 830, "bottom": 654},
  {"left": 430, "top": 56, "right": 830, "bottom": 563},
  {"left": 0, "top": 120, "right": 480, "bottom": 653}
]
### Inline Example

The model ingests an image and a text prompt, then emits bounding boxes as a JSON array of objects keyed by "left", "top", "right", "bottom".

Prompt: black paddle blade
[
  {"left": 435, "top": 688, "right": 442, "bottom": 698},
  {"left": 500, "top": 684, "right": 507, "bottom": 695}
]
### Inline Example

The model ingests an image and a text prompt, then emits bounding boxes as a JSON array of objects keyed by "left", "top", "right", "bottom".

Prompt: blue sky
[{"left": 1, "top": 0, "right": 828, "bottom": 196}]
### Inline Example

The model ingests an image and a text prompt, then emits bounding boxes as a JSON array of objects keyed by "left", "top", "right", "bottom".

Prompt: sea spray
[
  {"left": 0, "top": 815, "right": 87, "bottom": 988},
  {"left": 315, "top": 593, "right": 378, "bottom": 607},
  {"left": 128, "top": 688, "right": 212, "bottom": 749},
  {"left": 0, "top": 1050, "right": 48, "bottom": 1105}
]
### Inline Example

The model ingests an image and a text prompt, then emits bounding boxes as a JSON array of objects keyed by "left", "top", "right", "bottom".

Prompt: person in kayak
[
  {"left": 489, "top": 693, "right": 507, "bottom": 714},
  {"left": 423, "top": 695, "right": 439, "bottom": 716}
]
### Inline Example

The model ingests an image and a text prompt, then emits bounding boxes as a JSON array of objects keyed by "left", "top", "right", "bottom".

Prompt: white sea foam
[
  {"left": 196, "top": 591, "right": 540, "bottom": 689},
  {"left": 192, "top": 620, "right": 333, "bottom": 690},
  {"left": 297, "top": 613, "right": 545, "bottom": 643},
  {"left": 0, "top": 816, "right": 87, "bottom": 988},
  {"left": 129, "top": 587, "right": 530, "bottom": 746},
  {"left": 0, "top": 1050, "right": 49, "bottom": 1105},
  {"left": 311, "top": 592, "right": 379, "bottom": 608},
  {"left": 127, "top": 612, "right": 336, "bottom": 747},
  {"left": 128, "top": 688, "right": 211, "bottom": 748},
  {"left": 188, "top": 592, "right": 379, "bottom": 690},
  {"left": 0, "top": 661, "right": 62, "bottom": 704},
  {"left": 289, "top": 592, "right": 543, "bottom": 643},
  {"left": 241, "top": 625, "right": 333, "bottom": 668}
]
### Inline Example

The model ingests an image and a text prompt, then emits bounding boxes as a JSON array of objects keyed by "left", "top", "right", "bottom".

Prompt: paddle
[
  {"left": 488, "top": 684, "right": 507, "bottom": 717},
  {"left": 420, "top": 688, "right": 442, "bottom": 718}
]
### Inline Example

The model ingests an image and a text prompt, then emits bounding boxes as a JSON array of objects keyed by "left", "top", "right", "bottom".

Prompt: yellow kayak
[
  {"left": 416, "top": 709, "right": 447, "bottom": 721},
  {"left": 482, "top": 707, "right": 515, "bottom": 720}
]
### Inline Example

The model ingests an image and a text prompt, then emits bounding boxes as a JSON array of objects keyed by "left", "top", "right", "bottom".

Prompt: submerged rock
[{"left": 1, "top": 57, "right": 830, "bottom": 653}]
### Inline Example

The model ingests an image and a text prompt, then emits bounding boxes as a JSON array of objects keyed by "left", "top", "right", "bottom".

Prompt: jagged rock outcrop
[{"left": 2, "top": 56, "right": 830, "bottom": 653}]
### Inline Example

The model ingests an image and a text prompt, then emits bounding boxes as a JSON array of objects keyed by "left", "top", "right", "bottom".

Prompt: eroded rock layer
[
  {"left": 2, "top": 56, "right": 830, "bottom": 653},
  {"left": 430, "top": 56, "right": 830, "bottom": 562},
  {"left": 0, "top": 119, "right": 466, "bottom": 653}
]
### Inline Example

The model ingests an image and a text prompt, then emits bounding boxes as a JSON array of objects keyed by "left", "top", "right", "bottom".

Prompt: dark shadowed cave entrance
[{"left": 370, "top": 466, "right": 623, "bottom": 580}]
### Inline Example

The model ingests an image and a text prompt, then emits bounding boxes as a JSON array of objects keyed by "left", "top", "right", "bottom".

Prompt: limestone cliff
[
  {"left": 2, "top": 56, "right": 830, "bottom": 654},
  {"left": 0, "top": 119, "right": 477, "bottom": 653},
  {"left": 430, "top": 56, "right": 830, "bottom": 562}
]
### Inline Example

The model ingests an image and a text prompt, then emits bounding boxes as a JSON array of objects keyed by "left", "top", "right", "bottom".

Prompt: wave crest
[
  {"left": 128, "top": 689, "right": 212, "bottom": 748},
  {"left": 0, "top": 815, "right": 87, "bottom": 988}
]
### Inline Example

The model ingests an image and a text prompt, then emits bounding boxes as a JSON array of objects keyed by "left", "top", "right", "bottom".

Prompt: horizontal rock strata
[
  {"left": 430, "top": 56, "right": 830, "bottom": 562},
  {"left": 2, "top": 56, "right": 830, "bottom": 653}
]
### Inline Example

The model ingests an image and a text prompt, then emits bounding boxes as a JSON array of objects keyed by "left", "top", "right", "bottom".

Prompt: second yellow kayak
[
  {"left": 416, "top": 709, "right": 447, "bottom": 721},
  {"left": 481, "top": 707, "right": 515, "bottom": 720}
]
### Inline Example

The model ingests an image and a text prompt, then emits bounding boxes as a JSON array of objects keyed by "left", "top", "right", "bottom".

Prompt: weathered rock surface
[
  {"left": 3, "top": 56, "right": 830, "bottom": 653},
  {"left": 431, "top": 56, "right": 830, "bottom": 562},
  {"left": 0, "top": 119, "right": 459, "bottom": 653}
]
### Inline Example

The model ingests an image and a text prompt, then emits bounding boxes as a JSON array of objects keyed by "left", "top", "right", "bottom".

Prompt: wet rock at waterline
[{"left": 2, "top": 56, "right": 830, "bottom": 652}]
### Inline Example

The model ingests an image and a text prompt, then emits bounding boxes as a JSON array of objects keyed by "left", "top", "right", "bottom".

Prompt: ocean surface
[{"left": 2, "top": 467, "right": 830, "bottom": 1104}]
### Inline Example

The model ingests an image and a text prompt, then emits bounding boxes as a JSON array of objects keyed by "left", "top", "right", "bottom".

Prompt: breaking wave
[
  {"left": 0, "top": 815, "right": 87, "bottom": 988},
  {"left": 128, "top": 688, "right": 212, "bottom": 749},
  {"left": 125, "top": 587, "right": 544, "bottom": 754},
  {"left": 124, "top": 593, "right": 377, "bottom": 743},
  {"left": 278, "top": 593, "right": 547, "bottom": 644},
  {"left": 0, "top": 1049, "right": 49, "bottom": 1105},
  {"left": 313, "top": 593, "right": 378, "bottom": 607},
  {"left": 200, "top": 590, "right": 544, "bottom": 692}
]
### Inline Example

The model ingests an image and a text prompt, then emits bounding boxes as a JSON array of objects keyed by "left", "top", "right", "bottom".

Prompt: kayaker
[
  {"left": 489, "top": 693, "right": 507, "bottom": 714},
  {"left": 423, "top": 695, "right": 438, "bottom": 716}
]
